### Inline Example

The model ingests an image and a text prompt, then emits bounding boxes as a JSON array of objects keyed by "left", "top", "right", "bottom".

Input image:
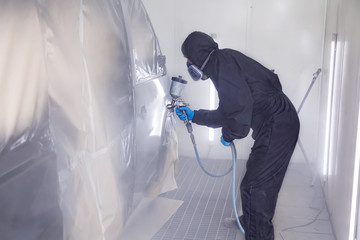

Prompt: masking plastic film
[{"left": 0, "top": 0, "right": 178, "bottom": 239}]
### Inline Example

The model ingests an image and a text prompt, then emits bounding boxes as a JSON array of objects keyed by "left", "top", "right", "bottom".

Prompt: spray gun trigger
[{"left": 182, "top": 109, "right": 189, "bottom": 124}]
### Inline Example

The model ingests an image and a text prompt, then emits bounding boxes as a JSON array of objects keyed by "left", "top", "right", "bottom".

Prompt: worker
[{"left": 175, "top": 31, "right": 300, "bottom": 240}]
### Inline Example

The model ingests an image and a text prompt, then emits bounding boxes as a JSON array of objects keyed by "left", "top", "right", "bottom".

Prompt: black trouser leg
[
  {"left": 241, "top": 164, "right": 289, "bottom": 239},
  {"left": 240, "top": 110, "right": 299, "bottom": 240}
]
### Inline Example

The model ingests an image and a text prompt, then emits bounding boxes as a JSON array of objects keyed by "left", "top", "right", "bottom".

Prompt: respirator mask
[{"left": 186, "top": 50, "right": 214, "bottom": 81}]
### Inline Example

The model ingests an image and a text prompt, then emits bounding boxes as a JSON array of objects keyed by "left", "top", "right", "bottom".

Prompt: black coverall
[{"left": 182, "top": 32, "right": 300, "bottom": 240}]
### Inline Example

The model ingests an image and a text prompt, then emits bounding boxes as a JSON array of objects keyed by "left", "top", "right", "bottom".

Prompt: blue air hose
[
  {"left": 185, "top": 122, "right": 245, "bottom": 234},
  {"left": 230, "top": 142, "right": 246, "bottom": 235}
]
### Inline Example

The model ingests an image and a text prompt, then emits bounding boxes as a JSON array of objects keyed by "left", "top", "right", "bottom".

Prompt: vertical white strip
[
  {"left": 323, "top": 34, "right": 337, "bottom": 176},
  {"left": 209, "top": 81, "right": 216, "bottom": 141},
  {"left": 349, "top": 108, "right": 360, "bottom": 239},
  {"left": 349, "top": 75, "right": 360, "bottom": 240}
]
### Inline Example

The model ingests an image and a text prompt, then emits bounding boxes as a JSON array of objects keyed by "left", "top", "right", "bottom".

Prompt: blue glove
[
  {"left": 175, "top": 106, "right": 194, "bottom": 121},
  {"left": 220, "top": 136, "right": 231, "bottom": 146}
]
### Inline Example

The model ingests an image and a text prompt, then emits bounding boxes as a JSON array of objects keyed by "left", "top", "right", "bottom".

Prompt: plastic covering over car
[{"left": 0, "top": 0, "right": 178, "bottom": 239}]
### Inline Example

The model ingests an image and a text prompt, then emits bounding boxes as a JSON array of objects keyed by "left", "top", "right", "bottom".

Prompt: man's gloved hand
[
  {"left": 220, "top": 136, "right": 232, "bottom": 146},
  {"left": 175, "top": 106, "right": 194, "bottom": 121}
]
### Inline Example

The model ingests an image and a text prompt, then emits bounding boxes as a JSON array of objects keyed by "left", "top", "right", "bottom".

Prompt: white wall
[
  {"left": 142, "top": 0, "right": 326, "bottom": 164},
  {"left": 243, "top": 0, "right": 327, "bottom": 165},
  {"left": 319, "top": 0, "right": 360, "bottom": 239}
]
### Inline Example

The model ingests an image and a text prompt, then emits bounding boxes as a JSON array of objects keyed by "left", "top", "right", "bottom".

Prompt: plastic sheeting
[{"left": 0, "top": 0, "right": 178, "bottom": 239}]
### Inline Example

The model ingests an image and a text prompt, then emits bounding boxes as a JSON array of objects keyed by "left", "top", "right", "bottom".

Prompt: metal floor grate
[{"left": 152, "top": 156, "right": 245, "bottom": 240}]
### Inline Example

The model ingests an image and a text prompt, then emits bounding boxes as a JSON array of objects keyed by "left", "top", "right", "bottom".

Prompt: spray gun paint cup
[{"left": 170, "top": 76, "right": 187, "bottom": 99}]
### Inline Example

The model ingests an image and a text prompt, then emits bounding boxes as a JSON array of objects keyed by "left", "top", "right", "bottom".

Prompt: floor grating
[{"left": 152, "top": 156, "right": 245, "bottom": 240}]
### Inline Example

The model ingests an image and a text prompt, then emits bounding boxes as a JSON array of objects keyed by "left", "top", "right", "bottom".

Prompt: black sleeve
[
  {"left": 192, "top": 107, "right": 223, "bottom": 128},
  {"left": 218, "top": 63, "right": 253, "bottom": 142}
]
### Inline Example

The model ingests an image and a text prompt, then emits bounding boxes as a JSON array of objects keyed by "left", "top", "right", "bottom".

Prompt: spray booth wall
[
  {"left": 0, "top": 0, "right": 180, "bottom": 239},
  {"left": 143, "top": 0, "right": 327, "bottom": 163},
  {"left": 319, "top": 0, "right": 360, "bottom": 239}
]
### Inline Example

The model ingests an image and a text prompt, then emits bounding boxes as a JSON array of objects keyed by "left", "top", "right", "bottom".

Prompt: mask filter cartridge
[
  {"left": 187, "top": 62, "right": 203, "bottom": 81},
  {"left": 186, "top": 50, "right": 214, "bottom": 81}
]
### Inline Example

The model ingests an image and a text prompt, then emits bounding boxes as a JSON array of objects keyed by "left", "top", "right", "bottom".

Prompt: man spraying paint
[{"left": 175, "top": 31, "right": 300, "bottom": 240}]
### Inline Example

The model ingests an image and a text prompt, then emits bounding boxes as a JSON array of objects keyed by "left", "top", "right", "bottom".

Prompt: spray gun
[{"left": 166, "top": 76, "right": 195, "bottom": 144}]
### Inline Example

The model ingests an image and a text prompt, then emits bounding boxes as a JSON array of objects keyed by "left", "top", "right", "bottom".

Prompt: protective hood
[{"left": 181, "top": 31, "right": 218, "bottom": 68}]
